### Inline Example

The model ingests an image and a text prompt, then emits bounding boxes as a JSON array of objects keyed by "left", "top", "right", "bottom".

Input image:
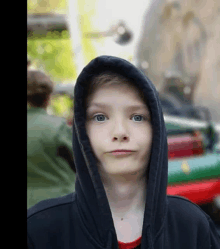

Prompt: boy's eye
[
  {"left": 90, "top": 114, "right": 148, "bottom": 122},
  {"left": 93, "top": 114, "right": 107, "bottom": 122},
  {"left": 131, "top": 115, "right": 145, "bottom": 122}
]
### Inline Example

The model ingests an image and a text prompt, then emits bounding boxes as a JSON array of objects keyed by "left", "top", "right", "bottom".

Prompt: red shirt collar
[{"left": 118, "top": 236, "right": 141, "bottom": 249}]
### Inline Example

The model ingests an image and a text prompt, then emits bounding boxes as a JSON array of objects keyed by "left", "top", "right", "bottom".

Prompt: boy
[{"left": 27, "top": 56, "right": 220, "bottom": 249}]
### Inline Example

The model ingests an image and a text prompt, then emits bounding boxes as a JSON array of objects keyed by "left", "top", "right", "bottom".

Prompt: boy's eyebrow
[
  {"left": 87, "top": 103, "right": 149, "bottom": 111},
  {"left": 87, "top": 103, "right": 110, "bottom": 108}
]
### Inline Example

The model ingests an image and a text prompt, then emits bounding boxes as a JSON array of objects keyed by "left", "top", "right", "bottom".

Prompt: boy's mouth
[{"left": 109, "top": 150, "right": 135, "bottom": 156}]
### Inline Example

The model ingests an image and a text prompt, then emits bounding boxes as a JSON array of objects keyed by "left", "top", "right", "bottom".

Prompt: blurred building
[{"left": 136, "top": 0, "right": 220, "bottom": 122}]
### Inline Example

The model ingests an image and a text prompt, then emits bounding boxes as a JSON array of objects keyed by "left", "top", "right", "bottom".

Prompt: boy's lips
[
  {"left": 111, "top": 150, "right": 134, "bottom": 152},
  {"left": 108, "top": 150, "right": 135, "bottom": 156}
]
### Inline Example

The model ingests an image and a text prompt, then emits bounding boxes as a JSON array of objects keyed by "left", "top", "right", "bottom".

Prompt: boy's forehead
[
  {"left": 87, "top": 91, "right": 149, "bottom": 112},
  {"left": 86, "top": 81, "right": 149, "bottom": 111},
  {"left": 88, "top": 83, "right": 142, "bottom": 100},
  {"left": 88, "top": 102, "right": 147, "bottom": 109}
]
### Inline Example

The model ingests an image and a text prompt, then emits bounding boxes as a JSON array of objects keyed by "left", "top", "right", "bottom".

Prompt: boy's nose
[
  {"left": 112, "top": 135, "right": 129, "bottom": 142},
  {"left": 111, "top": 120, "right": 130, "bottom": 142}
]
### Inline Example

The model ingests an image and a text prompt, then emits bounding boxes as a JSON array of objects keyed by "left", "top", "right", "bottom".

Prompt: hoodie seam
[
  {"left": 147, "top": 80, "right": 163, "bottom": 230},
  {"left": 27, "top": 193, "right": 75, "bottom": 219},
  {"left": 153, "top": 199, "right": 168, "bottom": 243},
  {"left": 27, "top": 232, "right": 35, "bottom": 249},
  {"left": 167, "top": 194, "right": 213, "bottom": 247},
  {"left": 167, "top": 195, "right": 210, "bottom": 219},
  {"left": 200, "top": 229, "right": 209, "bottom": 249},
  {"left": 75, "top": 198, "right": 110, "bottom": 249}
]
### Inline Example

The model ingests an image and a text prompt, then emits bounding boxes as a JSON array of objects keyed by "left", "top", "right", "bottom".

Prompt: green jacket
[{"left": 27, "top": 107, "right": 76, "bottom": 209}]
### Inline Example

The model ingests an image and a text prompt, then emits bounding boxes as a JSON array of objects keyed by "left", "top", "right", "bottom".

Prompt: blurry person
[
  {"left": 66, "top": 109, "right": 74, "bottom": 127},
  {"left": 27, "top": 56, "right": 220, "bottom": 248},
  {"left": 27, "top": 55, "right": 32, "bottom": 69},
  {"left": 27, "top": 70, "right": 76, "bottom": 209},
  {"left": 27, "top": 58, "right": 31, "bottom": 68}
]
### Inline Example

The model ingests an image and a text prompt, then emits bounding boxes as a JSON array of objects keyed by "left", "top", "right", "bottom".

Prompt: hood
[{"left": 72, "top": 55, "right": 168, "bottom": 248}]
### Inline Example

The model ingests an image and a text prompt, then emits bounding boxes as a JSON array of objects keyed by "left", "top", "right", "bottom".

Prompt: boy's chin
[{"left": 102, "top": 164, "right": 145, "bottom": 178}]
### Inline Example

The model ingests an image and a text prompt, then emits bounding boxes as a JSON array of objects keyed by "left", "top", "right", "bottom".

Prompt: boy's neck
[{"left": 103, "top": 173, "right": 147, "bottom": 220}]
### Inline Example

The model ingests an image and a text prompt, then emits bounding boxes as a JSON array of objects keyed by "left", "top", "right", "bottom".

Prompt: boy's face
[{"left": 86, "top": 83, "right": 152, "bottom": 178}]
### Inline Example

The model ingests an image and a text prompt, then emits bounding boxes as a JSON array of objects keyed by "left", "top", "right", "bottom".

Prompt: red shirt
[{"left": 118, "top": 236, "right": 142, "bottom": 249}]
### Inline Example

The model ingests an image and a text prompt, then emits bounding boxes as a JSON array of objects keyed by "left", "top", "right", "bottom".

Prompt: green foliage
[
  {"left": 28, "top": 0, "right": 67, "bottom": 14},
  {"left": 28, "top": 30, "right": 76, "bottom": 119},
  {"left": 28, "top": 31, "right": 77, "bottom": 82},
  {"left": 49, "top": 94, "right": 73, "bottom": 119},
  {"left": 27, "top": 1, "right": 75, "bottom": 120}
]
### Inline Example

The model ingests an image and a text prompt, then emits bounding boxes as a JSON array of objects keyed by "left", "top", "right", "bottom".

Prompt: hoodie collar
[{"left": 73, "top": 56, "right": 168, "bottom": 248}]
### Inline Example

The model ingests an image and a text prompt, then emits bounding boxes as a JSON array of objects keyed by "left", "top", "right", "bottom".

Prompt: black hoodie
[{"left": 27, "top": 56, "right": 220, "bottom": 249}]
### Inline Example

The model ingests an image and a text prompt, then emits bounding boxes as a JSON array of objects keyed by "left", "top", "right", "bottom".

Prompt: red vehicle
[{"left": 165, "top": 114, "right": 220, "bottom": 233}]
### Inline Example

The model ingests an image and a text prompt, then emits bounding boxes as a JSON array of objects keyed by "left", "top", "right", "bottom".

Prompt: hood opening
[{"left": 73, "top": 55, "right": 168, "bottom": 246}]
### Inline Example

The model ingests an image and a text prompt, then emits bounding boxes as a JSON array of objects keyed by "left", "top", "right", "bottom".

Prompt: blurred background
[
  {"left": 28, "top": 0, "right": 220, "bottom": 123},
  {"left": 27, "top": 0, "right": 220, "bottom": 232}
]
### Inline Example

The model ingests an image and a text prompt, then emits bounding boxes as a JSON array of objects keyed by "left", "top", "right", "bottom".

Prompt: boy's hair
[
  {"left": 27, "top": 70, "right": 54, "bottom": 108},
  {"left": 85, "top": 71, "right": 146, "bottom": 108}
]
